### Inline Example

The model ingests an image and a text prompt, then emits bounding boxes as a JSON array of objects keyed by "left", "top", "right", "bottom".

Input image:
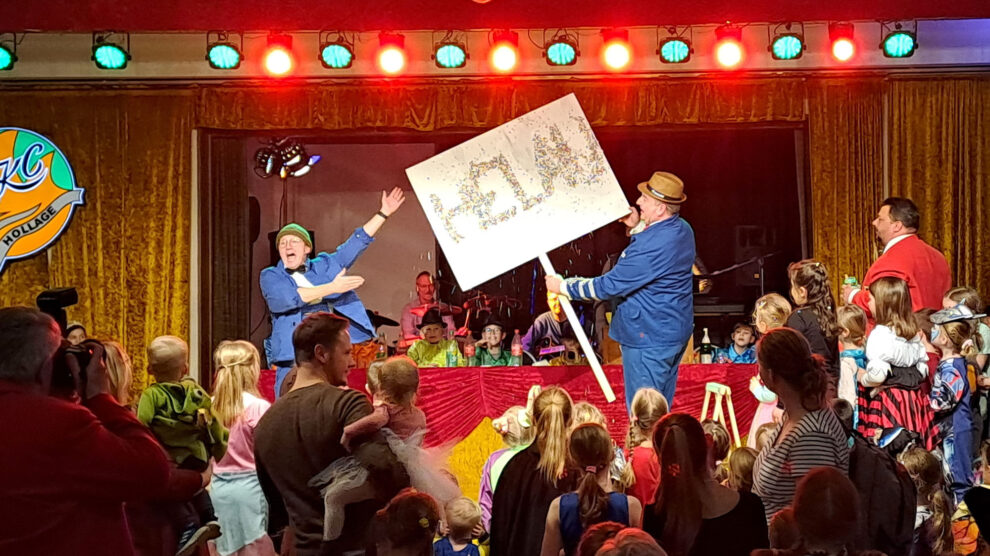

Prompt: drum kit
[{"left": 366, "top": 291, "right": 523, "bottom": 337}]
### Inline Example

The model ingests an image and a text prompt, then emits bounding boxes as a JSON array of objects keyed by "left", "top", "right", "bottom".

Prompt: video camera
[{"left": 36, "top": 288, "right": 100, "bottom": 397}]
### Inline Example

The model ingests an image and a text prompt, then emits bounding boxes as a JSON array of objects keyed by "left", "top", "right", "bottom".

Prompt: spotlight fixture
[
  {"left": 92, "top": 32, "right": 130, "bottom": 70},
  {"left": 657, "top": 26, "right": 692, "bottom": 64},
  {"left": 433, "top": 31, "right": 468, "bottom": 69},
  {"left": 881, "top": 21, "right": 918, "bottom": 58},
  {"left": 769, "top": 23, "right": 804, "bottom": 60},
  {"left": 254, "top": 138, "right": 322, "bottom": 180},
  {"left": 263, "top": 33, "right": 294, "bottom": 76},
  {"left": 490, "top": 30, "right": 519, "bottom": 73},
  {"left": 377, "top": 32, "right": 407, "bottom": 75},
  {"left": 0, "top": 33, "right": 16, "bottom": 71},
  {"left": 320, "top": 31, "right": 354, "bottom": 69},
  {"left": 544, "top": 30, "right": 578, "bottom": 66},
  {"left": 206, "top": 31, "right": 242, "bottom": 70},
  {"left": 714, "top": 25, "right": 744, "bottom": 68},
  {"left": 601, "top": 29, "right": 631, "bottom": 71},
  {"left": 829, "top": 22, "right": 856, "bottom": 62}
]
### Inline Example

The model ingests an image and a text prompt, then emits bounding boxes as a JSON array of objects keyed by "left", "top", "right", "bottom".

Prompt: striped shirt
[{"left": 752, "top": 408, "right": 850, "bottom": 521}]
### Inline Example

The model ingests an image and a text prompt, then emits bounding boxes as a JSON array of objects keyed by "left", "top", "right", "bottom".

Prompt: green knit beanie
[{"left": 275, "top": 223, "right": 312, "bottom": 249}]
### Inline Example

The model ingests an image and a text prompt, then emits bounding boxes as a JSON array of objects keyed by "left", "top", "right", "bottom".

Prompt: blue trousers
[{"left": 621, "top": 343, "right": 689, "bottom": 409}]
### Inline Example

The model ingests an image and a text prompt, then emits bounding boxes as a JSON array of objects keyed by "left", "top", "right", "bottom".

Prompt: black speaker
[{"left": 268, "top": 229, "right": 317, "bottom": 268}]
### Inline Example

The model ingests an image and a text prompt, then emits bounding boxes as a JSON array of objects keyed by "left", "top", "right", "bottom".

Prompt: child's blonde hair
[
  {"left": 702, "top": 419, "right": 731, "bottom": 462},
  {"left": 378, "top": 356, "right": 420, "bottom": 407},
  {"left": 870, "top": 277, "right": 918, "bottom": 340},
  {"left": 212, "top": 340, "right": 262, "bottom": 427},
  {"left": 625, "top": 388, "right": 668, "bottom": 450},
  {"left": 938, "top": 320, "right": 979, "bottom": 358},
  {"left": 533, "top": 386, "right": 573, "bottom": 485},
  {"left": 727, "top": 447, "right": 758, "bottom": 493},
  {"left": 366, "top": 360, "right": 385, "bottom": 396},
  {"left": 573, "top": 401, "right": 607, "bottom": 427},
  {"left": 836, "top": 305, "right": 868, "bottom": 346},
  {"left": 103, "top": 340, "right": 133, "bottom": 406},
  {"left": 492, "top": 405, "right": 535, "bottom": 448},
  {"left": 753, "top": 293, "right": 792, "bottom": 331},
  {"left": 755, "top": 422, "right": 777, "bottom": 452},
  {"left": 147, "top": 335, "right": 189, "bottom": 382},
  {"left": 444, "top": 497, "right": 482, "bottom": 542}
]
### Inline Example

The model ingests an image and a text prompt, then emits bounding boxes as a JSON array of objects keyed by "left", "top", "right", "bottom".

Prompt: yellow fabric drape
[
  {"left": 0, "top": 89, "right": 194, "bottom": 396},
  {"left": 889, "top": 78, "right": 990, "bottom": 298},
  {"left": 807, "top": 79, "right": 886, "bottom": 292}
]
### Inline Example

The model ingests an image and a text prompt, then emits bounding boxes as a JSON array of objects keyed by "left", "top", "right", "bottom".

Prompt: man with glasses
[{"left": 260, "top": 188, "right": 406, "bottom": 396}]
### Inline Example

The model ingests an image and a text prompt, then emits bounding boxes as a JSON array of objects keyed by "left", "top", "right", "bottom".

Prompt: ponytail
[
  {"left": 534, "top": 386, "right": 573, "bottom": 485},
  {"left": 570, "top": 423, "right": 614, "bottom": 528},
  {"left": 652, "top": 414, "right": 708, "bottom": 556},
  {"left": 930, "top": 489, "right": 954, "bottom": 555},
  {"left": 625, "top": 388, "right": 669, "bottom": 450}
]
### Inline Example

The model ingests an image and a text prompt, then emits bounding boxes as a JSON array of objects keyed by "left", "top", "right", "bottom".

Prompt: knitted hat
[{"left": 275, "top": 223, "right": 312, "bottom": 249}]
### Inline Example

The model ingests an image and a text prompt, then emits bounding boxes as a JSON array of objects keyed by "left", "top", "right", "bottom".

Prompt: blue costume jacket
[
  {"left": 260, "top": 227, "right": 376, "bottom": 364},
  {"left": 563, "top": 215, "right": 695, "bottom": 348}
]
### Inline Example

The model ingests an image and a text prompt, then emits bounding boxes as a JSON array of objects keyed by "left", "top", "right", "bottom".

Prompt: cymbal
[
  {"left": 365, "top": 310, "right": 399, "bottom": 328},
  {"left": 409, "top": 303, "right": 463, "bottom": 317}
]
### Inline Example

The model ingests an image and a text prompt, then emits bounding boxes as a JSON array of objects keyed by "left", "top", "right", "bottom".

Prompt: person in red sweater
[
  {"left": 0, "top": 307, "right": 201, "bottom": 556},
  {"left": 843, "top": 197, "right": 951, "bottom": 320}
]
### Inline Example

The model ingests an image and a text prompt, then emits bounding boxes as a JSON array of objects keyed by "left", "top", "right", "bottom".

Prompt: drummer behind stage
[
  {"left": 399, "top": 271, "right": 456, "bottom": 347},
  {"left": 260, "top": 188, "right": 405, "bottom": 397}
]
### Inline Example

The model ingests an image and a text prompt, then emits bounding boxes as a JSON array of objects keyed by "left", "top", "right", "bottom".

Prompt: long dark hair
[
  {"left": 757, "top": 328, "right": 829, "bottom": 412},
  {"left": 570, "top": 423, "right": 615, "bottom": 528},
  {"left": 651, "top": 413, "right": 709, "bottom": 556},
  {"left": 787, "top": 259, "right": 838, "bottom": 340}
]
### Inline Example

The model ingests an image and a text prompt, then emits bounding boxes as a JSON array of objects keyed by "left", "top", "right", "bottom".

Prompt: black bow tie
[{"left": 288, "top": 265, "right": 307, "bottom": 275}]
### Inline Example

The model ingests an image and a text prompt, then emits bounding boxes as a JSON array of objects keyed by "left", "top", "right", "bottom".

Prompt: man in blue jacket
[
  {"left": 261, "top": 188, "right": 405, "bottom": 396},
  {"left": 546, "top": 172, "right": 695, "bottom": 407}
]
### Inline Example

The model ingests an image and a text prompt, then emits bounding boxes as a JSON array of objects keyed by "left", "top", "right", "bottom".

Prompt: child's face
[
  {"left": 732, "top": 328, "right": 754, "bottom": 348},
  {"left": 931, "top": 324, "right": 950, "bottom": 350},
  {"left": 790, "top": 283, "right": 807, "bottom": 306},
  {"left": 421, "top": 324, "right": 445, "bottom": 344}
]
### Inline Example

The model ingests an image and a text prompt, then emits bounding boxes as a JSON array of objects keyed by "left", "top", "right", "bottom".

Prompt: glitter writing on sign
[{"left": 431, "top": 123, "right": 597, "bottom": 243}]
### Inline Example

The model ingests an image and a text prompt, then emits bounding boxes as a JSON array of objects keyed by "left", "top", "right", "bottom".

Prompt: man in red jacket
[
  {"left": 843, "top": 197, "right": 951, "bottom": 319},
  {"left": 0, "top": 307, "right": 199, "bottom": 556}
]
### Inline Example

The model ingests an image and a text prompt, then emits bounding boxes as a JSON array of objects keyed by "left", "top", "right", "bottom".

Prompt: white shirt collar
[{"left": 883, "top": 233, "right": 913, "bottom": 254}]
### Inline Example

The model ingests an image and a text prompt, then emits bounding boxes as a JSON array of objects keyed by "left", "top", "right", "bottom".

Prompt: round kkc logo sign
[{"left": 0, "top": 127, "right": 84, "bottom": 273}]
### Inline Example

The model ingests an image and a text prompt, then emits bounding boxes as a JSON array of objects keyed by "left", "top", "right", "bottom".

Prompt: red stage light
[
  {"left": 490, "top": 30, "right": 519, "bottom": 73},
  {"left": 601, "top": 29, "right": 631, "bottom": 71},
  {"left": 378, "top": 33, "right": 406, "bottom": 75},
  {"left": 829, "top": 22, "right": 856, "bottom": 62},
  {"left": 263, "top": 34, "right": 294, "bottom": 77},
  {"left": 714, "top": 25, "right": 743, "bottom": 68}
]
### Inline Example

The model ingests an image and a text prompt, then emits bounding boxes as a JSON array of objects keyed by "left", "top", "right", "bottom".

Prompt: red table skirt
[{"left": 259, "top": 364, "right": 758, "bottom": 447}]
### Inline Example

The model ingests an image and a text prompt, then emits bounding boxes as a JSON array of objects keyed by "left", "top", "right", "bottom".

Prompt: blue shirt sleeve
[
  {"left": 260, "top": 267, "right": 305, "bottom": 314},
  {"left": 330, "top": 227, "right": 374, "bottom": 270}
]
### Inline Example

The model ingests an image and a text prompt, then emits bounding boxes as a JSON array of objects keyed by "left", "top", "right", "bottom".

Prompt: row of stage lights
[{"left": 0, "top": 23, "right": 920, "bottom": 73}]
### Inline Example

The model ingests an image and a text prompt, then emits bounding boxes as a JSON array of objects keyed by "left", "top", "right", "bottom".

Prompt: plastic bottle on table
[
  {"left": 510, "top": 329, "right": 523, "bottom": 366},
  {"left": 375, "top": 333, "right": 387, "bottom": 361},
  {"left": 445, "top": 329, "right": 459, "bottom": 367}
]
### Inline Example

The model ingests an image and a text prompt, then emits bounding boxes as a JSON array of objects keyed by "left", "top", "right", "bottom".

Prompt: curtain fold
[
  {"left": 888, "top": 78, "right": 990, "bottom": 298},
  {"left": 807, "top": 78, "right": 886, "bottom": 293}
]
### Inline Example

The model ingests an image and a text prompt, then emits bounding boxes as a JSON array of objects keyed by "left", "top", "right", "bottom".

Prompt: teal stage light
[
  {"left": 207, "top": 43, "right": 241, "bottom": 69},
  {"left": 0, "top": 44, "right": 14, "bottom": 71},
  {"left": 659, "top": 38, "right": 691, "bottom": 63},
  {"left": 882, "top": 29, "right": 917, "bottom": 58},
  {"left": 771, "top": 34, "right": 804, "bottom": 60},
  {"left": 435, "top": 43, "right": 467, "bottom": 68},
  {"left": 92, "top": 33, "right": 130, "bottom": 69},
  {"left": 545, "top": 39, "right": 577, "bottom": 66},
  {"left": 321, "top": 43, "right": 354, "bottom": 69}
]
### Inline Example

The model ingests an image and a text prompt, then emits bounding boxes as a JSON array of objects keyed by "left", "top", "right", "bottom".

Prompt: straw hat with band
[{"left": 637, "top": 171, "right": 687, "bottom": 204}]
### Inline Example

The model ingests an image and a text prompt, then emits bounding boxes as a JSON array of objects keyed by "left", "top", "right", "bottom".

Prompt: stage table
[{"left": 259, "top": 363, "right": 758, "bottom": 447}]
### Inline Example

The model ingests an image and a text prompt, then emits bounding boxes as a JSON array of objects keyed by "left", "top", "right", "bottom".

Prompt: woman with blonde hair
[
  {"left": 209, "top": 340, "right": 276, "bottom": 556},
  {"left": 102, "top": 340, "right": 133, "bottom": 407},
  {"left": 491, "top": 385, "right": 575, "bottom": 555}
]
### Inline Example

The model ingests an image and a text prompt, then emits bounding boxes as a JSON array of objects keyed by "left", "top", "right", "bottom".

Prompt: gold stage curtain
[
  {"left": 807, "top": 79, "right": 885, "bottom": 293},
  {"left": 889, "top": 78, "right": 990, "bottom": 298},
  {"left": 0, "top": 89, "right": 194, "bottom": 397}
]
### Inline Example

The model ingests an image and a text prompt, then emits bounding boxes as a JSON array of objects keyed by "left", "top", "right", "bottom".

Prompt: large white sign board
[{"left": 405, "top": 94, "right": 629, "bottom": 291}]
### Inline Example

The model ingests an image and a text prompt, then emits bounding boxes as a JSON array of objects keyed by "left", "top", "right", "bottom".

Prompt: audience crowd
[{"left": 5, "top": 197, "right": 990, "bottom": 556}]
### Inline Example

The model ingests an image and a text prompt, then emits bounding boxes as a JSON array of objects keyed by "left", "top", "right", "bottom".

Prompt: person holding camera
[{"left": 0, "top": 306, "right": 200, "bottom": 556}]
